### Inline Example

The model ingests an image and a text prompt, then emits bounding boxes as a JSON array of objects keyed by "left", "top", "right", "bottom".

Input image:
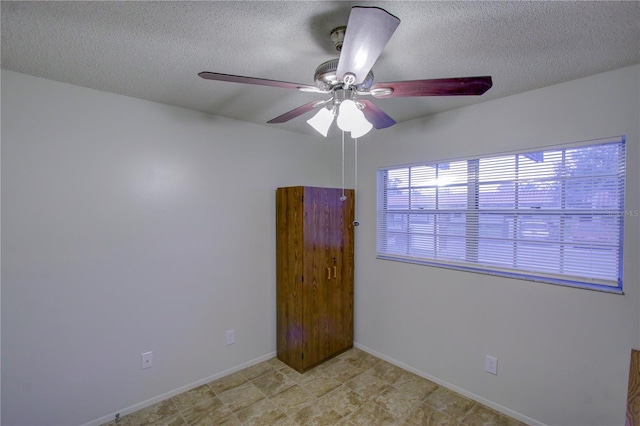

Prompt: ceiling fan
[{"left": 199, "top": 6, "right": 492, "bottom": 137}]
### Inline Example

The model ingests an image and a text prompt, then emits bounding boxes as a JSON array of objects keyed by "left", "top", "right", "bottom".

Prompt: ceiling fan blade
[
  {"left": 359, "top": 100, "right": 396, "bottom": 129},
  {"left": 267, "top": 100, "right": 327, "bottom": 124},
  {"left": 198, "top": 72, "right": 323, "bottom": 93},
  {"left": 336, "top": 7, "right": 400, "bottom": 85},
  {"left": 370, "top": 76, "right": 493, "bottom": 98}
]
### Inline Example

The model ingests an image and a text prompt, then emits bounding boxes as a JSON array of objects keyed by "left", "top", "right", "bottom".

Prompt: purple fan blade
[
  {"left": 359, "top": 100, "right": 396, "bottom": 129},
  {"left": 267, "top": 101, "right": 325, "bottom": 124},
  {"left": 198, "top": 72, "right": 321, "bottom": 92},
  {"left": 336, "top": 7, "right": 400, "bottom": 85},
  {"left": 371, "top": 76, "right": 492, "bottom": 98}
]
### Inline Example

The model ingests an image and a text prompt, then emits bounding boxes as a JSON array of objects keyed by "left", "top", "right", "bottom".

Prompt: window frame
[{"left": 376, "top": 137, "right": 626, "bottom": 293}]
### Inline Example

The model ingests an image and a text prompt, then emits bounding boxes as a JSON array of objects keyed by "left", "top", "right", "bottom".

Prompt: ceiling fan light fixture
[
  {"left": 337, "top": 99, "right": 372, "bottom": 137},
  {"left": 350, "top": 118, "right": 373, "bottom": 138},
  {"left": 336, "top": 99, "right": 360, "bottom": 131},
  {"left": 307, "top": 106, "right": 335, "bottom": 137}
]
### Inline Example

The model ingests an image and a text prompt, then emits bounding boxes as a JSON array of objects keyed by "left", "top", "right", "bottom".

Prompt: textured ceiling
[{"left": 2, "top": 1, "right": 639, "bottom": 137}]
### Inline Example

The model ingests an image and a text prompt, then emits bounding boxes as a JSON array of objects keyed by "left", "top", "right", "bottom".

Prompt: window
[{"left": 377, "top": 137, "right": 626, "bottom": 292}]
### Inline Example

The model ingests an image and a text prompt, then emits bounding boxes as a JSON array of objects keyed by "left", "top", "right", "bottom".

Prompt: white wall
[
  {"left": 3, "top": 65, "right": 639, "bottom": 426},
  {"left": 0, "top": 70, "right": 343, "bottom": 425},
  {"left": 354, "top": 65, "right": 640, "bottom": 426}
]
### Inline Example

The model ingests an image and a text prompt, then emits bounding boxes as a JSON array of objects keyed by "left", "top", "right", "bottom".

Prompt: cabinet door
[
  {"left": 276, "top": 187, "right": 305, "bottom": 370},
  {"left": 301, "top": 187, "right": 331, "bottom": 369},
  {"left": 302, "top": 187, "right": 354, "bottom": 370},
  {"left": 332, "top": 189, "right": 354, "bottom": 354}
]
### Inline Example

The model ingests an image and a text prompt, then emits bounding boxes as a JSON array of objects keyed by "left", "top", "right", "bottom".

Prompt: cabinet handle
[
  {"left": 333, "top": 266, "right": 337, "bottom": 279},
  {"left": 327, "top": 267, "right": 331, "bottom": 280}
]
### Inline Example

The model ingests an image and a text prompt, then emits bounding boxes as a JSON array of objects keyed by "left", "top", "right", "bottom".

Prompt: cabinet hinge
[
  {"left": 302, "top": 352, "right": 304, "bottom": 360},
  {"left": 301, "top": 275, "right": 304, "bottom": 282},
  {"left": 301, "top": 195, "right": 304, "bottom": 202}
]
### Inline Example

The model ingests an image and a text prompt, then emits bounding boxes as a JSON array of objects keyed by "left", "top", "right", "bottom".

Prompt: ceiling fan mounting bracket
[{"left": 330, "top": 26, "right": 346, "bottom": 52}]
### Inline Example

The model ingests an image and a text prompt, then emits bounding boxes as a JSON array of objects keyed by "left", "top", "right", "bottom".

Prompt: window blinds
[{"left": 377, "top": 138, "right": 626, "bottom": 292}]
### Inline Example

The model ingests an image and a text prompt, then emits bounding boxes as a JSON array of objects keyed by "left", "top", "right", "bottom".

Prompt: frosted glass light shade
[
  {"left": 306, "top": 107, "right": 334, "bottom": 137},
  {"left": 337, "top": 99, "right": 372, "bottom": 138},
  {"left": 336, "top": 100, "right": 360, "bottom": 131},
  {"left": 351, "top": 118, "right": 373, "bottom": 138}
]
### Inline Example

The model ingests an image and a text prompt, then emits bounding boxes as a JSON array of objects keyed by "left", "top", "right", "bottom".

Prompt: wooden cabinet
[{"left": 276, "top": 186, "right": 354, "bottom": 372}]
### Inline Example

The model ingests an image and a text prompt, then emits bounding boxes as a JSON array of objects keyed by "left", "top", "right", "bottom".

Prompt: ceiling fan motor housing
[{"left": 313, "top": 59, "right": 374, "bottom": 92}]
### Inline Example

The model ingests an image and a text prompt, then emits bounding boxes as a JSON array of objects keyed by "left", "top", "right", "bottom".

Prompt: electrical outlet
[
  {"left": 226, "top": 329, "right": 235, "bottom": 345},
  {"left": 485, "top": 355, "right": 498, "bottom": 375},
  {"left": 141, "top": 351, "right": 153, "bottom": 369}
]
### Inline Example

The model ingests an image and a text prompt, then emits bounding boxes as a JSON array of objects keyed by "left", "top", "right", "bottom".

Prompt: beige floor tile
[
  {"left": 337, "top": 347, "right": 378, "bottom": 365},
  {"left": 239, "top": 360, "right": 277, "bottom": 381},
  {"left": 392, "top": 370, "right": 439, "bottom": 395},
  {"left": 101, "top": 413, "right": 186, "bottom": 426},
  {"left": 208, "top": 370, "right": 248, "bottom": 395},
  {"left": 317, "top": 351, "right": 348, "bottom": 369},
  {"left": 317, "top": 385, "right": 367, "bottom": 417},
  {"left": 298, "top": 374, "right": 342, "bottom": 398},
  {"left": 347, "top": 401, "right": 409, "bottom": 426},
  {"left": 270, "top": 416, "right": 300, "bottom": 426},
  {"left": 373, "top": 385, "right": 427, "bottom": 419},
  {"left": 365, "top": 360, "right": 408, "bottom": 385},
  {"left": 343, "top": 350, "right": 381, "bottom": 370},
  {"left": 392, "top": 375, "right": 440, "bottom": 402},
  {"left": 195, "top": 414, "right": 242, "bottom": 426},
  {"left": 333, "top": 418, "right": 358, "bottom": 426},
  {"left": 403, "top": 401, "right": 456, "bottom": 426},
  {"left": 269, "top": 384, "right": 315, "bottom": 415},
  {"left": 461, "top": 403, "right": 527, "bottom": 426},
  {"left": 322, "top": 358, "right": 369, "bottom": 383},
  {"left": 103, "top": 400, "right": 185, "bottom": 426},
  {"left": 170, "top": 384, "right": 216, "bottom": 411},
  {"left": 234, "top": 398, "right": 289, "bottom": 425},
  {"left": 266, "top": 356, "right": 289, "bottom": 370},
  {"left": 292, "top": 401, "right": 344, "bottom": 426},
  {"left": 282, "top": 363, "right": 328, "bottom": 385},
  {"left": 251, "top": 369, "right": 296, "bottom": 397},
  {"left": 279, "top": 364, "right": 307, "bottom": 383},
  {"left": 217, "top": 381, "right": 266, "bottom": 412},
  {"left": 345, "top": 372, "right": 391, "bottom": 400},
  {"left": 424, "top": 387, "right": 476, "bottom": 424},
  {"left": 104, "top": 348, "right": 527, "bottom": 426},
  {"left": 178, "top": 396, "right": 233, "bottom": 425}
]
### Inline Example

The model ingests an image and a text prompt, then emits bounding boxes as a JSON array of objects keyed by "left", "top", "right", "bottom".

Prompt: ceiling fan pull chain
[
  {"left": 354, "top": 138, "right": 358, "bottom": 194},
  {"left": 341, "top": 130, "right": 347, "bottom": 202},
  {"left": 354, "top": 137, "right": 359, "bottom": 227}
]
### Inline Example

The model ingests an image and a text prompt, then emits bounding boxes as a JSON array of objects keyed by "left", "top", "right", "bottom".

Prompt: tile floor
[{"left": 102, "top": 348, "right": 527, "bottom": 426}]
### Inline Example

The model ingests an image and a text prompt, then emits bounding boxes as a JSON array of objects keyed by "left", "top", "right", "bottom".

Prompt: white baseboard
[
  {"left": 82, "top": 351, "right": 277, "bottom": 426},
  {"left": 353, "top": 342, "right": 545, "bottom": 426}
]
